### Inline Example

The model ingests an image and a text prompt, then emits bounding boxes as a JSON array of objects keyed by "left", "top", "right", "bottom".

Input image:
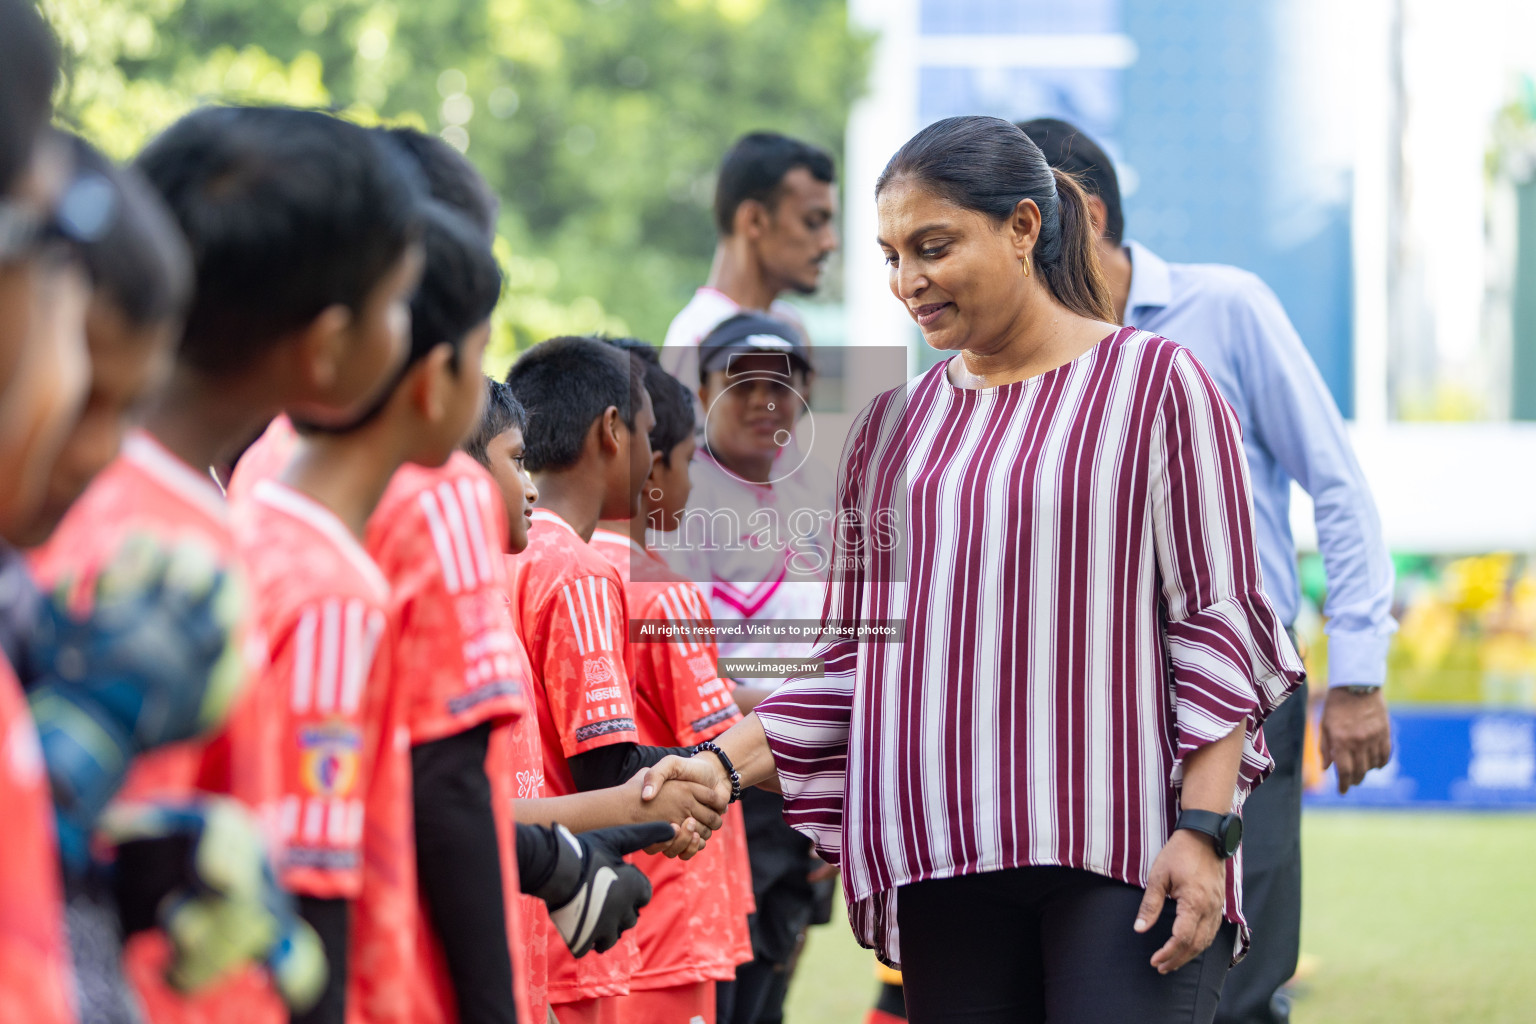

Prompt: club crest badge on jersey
[
  {"left": 298, "top": 722, "right": 361, "bottom": 797},
  {"left": 583, "top": 657, "right": 615, "bottom": 687}
]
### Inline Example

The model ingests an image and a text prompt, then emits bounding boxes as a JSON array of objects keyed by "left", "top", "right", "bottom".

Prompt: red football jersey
[
  {"left": 366, "top": 456, "right": 536, "bottom": 1024},
  {"left": 224, "top": 415, "right": 295, "bottom": 507},
  {"left": 232, "top": 432, "right": 541, "bottom": 1024},
  {"left": 229, "top": 477, "right": 414, "bottom": 1024},
  {"left": 366, "top": 456, "right": 529, "bottom": 744},
  {"left": 228, "top": 419, "right": 421, "bottom": 1023},
  {"left": 129, "top": 478, "right": 401, "bottom": 1024},
  {"left": 236, "top": 428, "right": 530, "bottom": 743},
  {"left": 505, "top": 510, "right": 639, "bottom": 1003},
  {"left": 232, "top": 480, "right": 392, "bottom": 900},
  {"left": 590, "top": 530, "right": 753, "bottom": 990},
  {"left": 0, "top": 657, "right": 76, "bottom": 1024}
]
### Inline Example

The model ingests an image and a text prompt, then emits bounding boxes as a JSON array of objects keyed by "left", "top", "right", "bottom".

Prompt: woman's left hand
[{"left": 1133, "top": 829, "right": 1227, "bottom": 974}]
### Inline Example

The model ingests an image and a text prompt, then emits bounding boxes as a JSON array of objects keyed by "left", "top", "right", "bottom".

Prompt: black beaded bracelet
[{"left": 693, "top": 740, "right": 742, "bottom": 804}]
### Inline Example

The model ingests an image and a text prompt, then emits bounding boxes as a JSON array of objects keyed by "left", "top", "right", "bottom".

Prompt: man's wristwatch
[
  {"left": 1342, "top": 685, "right": 1382, "bottom": 697},
  {"left": 1174, "top": 809, "right": 1243, "bottom": 859}
]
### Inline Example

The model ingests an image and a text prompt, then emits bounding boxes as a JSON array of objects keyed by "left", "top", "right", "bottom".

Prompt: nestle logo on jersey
[
  {"left": 585, "top": 686, "right": 622, "bottom": 703},
  {"left": 583, "top": 658, "right": 615, "bottom": 687}
]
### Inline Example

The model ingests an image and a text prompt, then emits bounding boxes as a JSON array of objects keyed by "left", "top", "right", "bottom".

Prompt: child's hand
[{"left": 626, "top": 769, "right": 723, "bottom": 858}]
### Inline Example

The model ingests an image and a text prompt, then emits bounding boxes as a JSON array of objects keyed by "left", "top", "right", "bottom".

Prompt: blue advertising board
[{"left": 1305, "top": 709, "right": 1536, "bottom": 809}]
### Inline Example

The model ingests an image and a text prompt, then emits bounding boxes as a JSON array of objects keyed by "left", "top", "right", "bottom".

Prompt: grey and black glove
[{"left": 524, "top": 822, "right": 672, "bottom": 958}]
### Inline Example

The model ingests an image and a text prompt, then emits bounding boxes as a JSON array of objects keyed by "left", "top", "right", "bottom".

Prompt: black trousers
[
  {"left": 1214, "top": 681, "right": 1309, "bottom": 1024},
  {"left": 896, "top": 866, "right": 1237, "bottom": 1024}
]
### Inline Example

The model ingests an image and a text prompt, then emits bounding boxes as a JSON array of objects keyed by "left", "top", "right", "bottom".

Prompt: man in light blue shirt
[{"left": 1022, "top": 119, "right": 1396, "bottom": 1024}]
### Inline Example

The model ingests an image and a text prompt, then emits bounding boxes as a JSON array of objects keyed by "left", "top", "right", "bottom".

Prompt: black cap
[{"left": 698, "top": 312, "right": 812, "bottom": 379}]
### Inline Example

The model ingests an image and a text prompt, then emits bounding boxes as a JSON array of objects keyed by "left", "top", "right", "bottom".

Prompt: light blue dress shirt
[{"left": 1125, "top": 241, "right": 1397, "bottom": 687}]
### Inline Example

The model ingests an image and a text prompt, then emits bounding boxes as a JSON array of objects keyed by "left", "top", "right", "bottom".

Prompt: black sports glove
[{"left": 527, "top": 823, "right": 672, "bottom": 958}]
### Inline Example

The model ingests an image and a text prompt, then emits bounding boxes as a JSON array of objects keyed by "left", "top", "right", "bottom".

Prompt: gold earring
[{"left": 1022, "top": 254, "right": 1031, "bottom": 277}]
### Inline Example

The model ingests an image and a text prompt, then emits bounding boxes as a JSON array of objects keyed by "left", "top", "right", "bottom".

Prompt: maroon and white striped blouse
[{"left": 755, "top": 328, "right": 1304, "bottom": 966}]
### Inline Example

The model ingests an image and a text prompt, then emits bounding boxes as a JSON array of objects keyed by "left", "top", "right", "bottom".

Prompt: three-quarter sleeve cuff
[
  {"left": 756, "top": 673, "right": 856, "bottom": 865},
  {"left": 1324, "top": 628, "right": 1393, "bottom": 688},
  {"left": 1166, "top": 590, "right": 1306, "bottom": 796}
]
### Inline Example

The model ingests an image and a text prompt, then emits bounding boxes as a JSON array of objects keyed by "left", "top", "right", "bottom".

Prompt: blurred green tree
[{"left": 40, "top": 0, "right": 871, "bottom": 367}]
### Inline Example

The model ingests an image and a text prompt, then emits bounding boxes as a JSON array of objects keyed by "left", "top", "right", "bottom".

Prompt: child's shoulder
[
  {"left": 366, "top": 452, "right": 503, "bottom": 575},
  {"left": 32, "top": 435, "right": 233, "bottom": 589},
  {"left": 236, "top": 481, "right": 389, "bottom": 619},
  {"left": 522, "top": 512, "right": 624, "bottom": 590},
  {"left": 373, "top": 451, "right": 497, "bottom": 523}
]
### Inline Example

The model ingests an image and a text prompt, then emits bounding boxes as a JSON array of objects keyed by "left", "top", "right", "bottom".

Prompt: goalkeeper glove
[
  {"left": 103, "top": 798, "right": 327, "bottom": 1012},
  {"left": 528, "top": 822, "right": 672, "bottom": 958},
  {"left": 24, "top": 535, "right": 246, "bottom": 871}
]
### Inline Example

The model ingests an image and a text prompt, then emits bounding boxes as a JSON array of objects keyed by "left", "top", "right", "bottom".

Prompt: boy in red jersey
[
  {"left": 592, "top": 348, "right": 755, "bottom": 1024},
  {"left": 505, "top": 337, "right": 732, "bottom": 1024},
  {"left": 227, "top": 197, "right": 505, "bottom": 1024}
]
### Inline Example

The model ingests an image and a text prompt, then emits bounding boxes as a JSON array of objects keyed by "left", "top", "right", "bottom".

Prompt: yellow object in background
[{"left": 1300, "top": 551, "right": 1536, "bottom": 709}]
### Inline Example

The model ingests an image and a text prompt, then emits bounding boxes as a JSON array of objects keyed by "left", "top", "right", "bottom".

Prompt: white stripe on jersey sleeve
[
  {"left": 325, "top": 797, "right": 350, "bottom": 845},
  {"left": 593, "top": 576, "right": 614, "bottom": 650},
  {"left": 316, "top": 600, "right": 342, "bottom": 713},
  {"left": 418, "top": 490, "right": 463, "bottom": 594},
  {"left": 437, "top": 482, "right": 480, "bottom": 590},
  {"left": 301, "top": 798, "right": 325, "bottom": 843},
  {"left": 338, "top": 599, "right": 363, "bottom": 716},
  {"left": 561, "top": 584, "right": 589, "bottom": 656},
  {"left": 291, "top": 608, "right": 318, "bottom": 713},
  {"left": 340, "top": 606, "right": 386, "bottom": 715},
  {"left": 657, "top": 587, "right": 696, "bottom": 655},
  {"left": 574, "top": 577, "right": 599, "bottom": 653}
]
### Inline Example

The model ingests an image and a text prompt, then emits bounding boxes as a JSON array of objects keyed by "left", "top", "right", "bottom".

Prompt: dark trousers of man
[
  {"left": 897, "top": 866, "right": 1237, "bottom": 1024},
  {"left": 718, "top": 788, "right": 826, "bottom": 1024},
  {"left": 1215, "top": 680, "right": 1310, "bottom": 1024}
]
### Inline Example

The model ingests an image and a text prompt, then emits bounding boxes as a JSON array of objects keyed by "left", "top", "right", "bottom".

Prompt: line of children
[
  {"left": 2, "top": 11, "right": 323, "bottom": 1021},
  {"left": 2, "top": 7, "right": 758, "bottom": 1019},
  {"left": 33, "top": 104, "right": 429, "bottom": 1024}
]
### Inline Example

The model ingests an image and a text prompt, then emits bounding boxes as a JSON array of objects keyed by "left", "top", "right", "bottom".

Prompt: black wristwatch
[{"left": 1174, "top": 809, "right": 1243, "bottom": 859}]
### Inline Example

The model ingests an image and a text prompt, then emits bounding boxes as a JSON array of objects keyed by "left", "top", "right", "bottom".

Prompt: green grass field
[{"left": 783, "top": 812, "right": 1536, "bottom": 1023}]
